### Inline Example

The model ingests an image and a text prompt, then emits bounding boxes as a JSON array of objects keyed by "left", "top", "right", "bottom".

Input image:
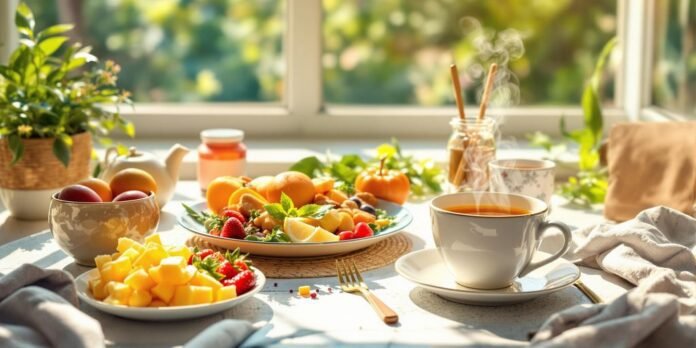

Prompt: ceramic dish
[
  {"left": 396, "top": 248, "right": 580, "bottom": 306},
  {"left": 177, "top": 200, "right": 413, "bottom": 257},
  {"left": 76, "top": 267, "right": 266, "bottom": 321}
]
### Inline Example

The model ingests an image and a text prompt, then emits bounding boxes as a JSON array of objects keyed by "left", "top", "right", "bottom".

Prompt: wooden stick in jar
[
  {"left": 478, "top": 63, "right": 498, "bottom": 121},
  {"left": 449, "top": 64, "right": 466, "bottom": 119}
]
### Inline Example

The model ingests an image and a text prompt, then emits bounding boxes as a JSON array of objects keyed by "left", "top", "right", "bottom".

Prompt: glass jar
[
  {"left": 447, "top": 117, "right": 497, "bottom": 192},
  {"left": 197, "top": 129, "right": 247, "bottom": 190}
]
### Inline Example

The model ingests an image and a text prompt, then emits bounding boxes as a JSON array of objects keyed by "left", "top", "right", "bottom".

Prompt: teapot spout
[{"left": 164, "top": 144, "right": 190, "bottom": 182}]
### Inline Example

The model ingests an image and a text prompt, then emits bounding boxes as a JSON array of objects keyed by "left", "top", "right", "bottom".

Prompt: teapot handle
[{"left": 102, "top": 147, "right": 119, "bottom": 173}]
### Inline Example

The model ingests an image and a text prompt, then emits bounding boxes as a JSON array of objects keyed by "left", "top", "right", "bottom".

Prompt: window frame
[{"left": 0, "top": 0, "right": 685, "bottom": 139}]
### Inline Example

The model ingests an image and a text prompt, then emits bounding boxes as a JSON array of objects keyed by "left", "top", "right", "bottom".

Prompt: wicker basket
[{"left": 0, "top": 132, "right": 92, "bottom": 190}]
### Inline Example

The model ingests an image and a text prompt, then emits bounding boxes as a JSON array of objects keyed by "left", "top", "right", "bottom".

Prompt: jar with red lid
[{"left": 197, "top": 129, "right": 247, "bottom": 190}]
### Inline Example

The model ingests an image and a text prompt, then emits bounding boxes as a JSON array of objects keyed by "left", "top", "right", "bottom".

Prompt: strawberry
[
  {"left": 220, "top": 208, "right": 246, "bottom": 224},
  {"left": 188, "top": 249, "right": 215, "bottom": 264},
  {"left": 220, "top": 217, "right": 245, "bottom": 239},
  {"left": 338, "top": 231, "right": 354, "bottom": 240},
  {"left": 234, "top": 259, "right": 249, "bottom": 271},
  {"left": 353, "top": 223, "right": 374, "bottom": 239},
  {"left": 223, "top": 270, "right": 256, "bottom": 295},
  {"left": 216, "top": 260, "right": 239, "bottom": 279}
]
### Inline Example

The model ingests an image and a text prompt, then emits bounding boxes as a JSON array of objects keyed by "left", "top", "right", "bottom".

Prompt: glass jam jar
[
  {"left": 197, "top": 129, "right": 247, "bottom": 190},
  {"left": 447, "top": 117, "right": 496, "bottom": 192}
]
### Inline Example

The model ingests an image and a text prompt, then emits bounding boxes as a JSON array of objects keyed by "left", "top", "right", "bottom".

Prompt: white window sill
[{"left": 104, "top": 137, "right": 578, "bottom": 180}]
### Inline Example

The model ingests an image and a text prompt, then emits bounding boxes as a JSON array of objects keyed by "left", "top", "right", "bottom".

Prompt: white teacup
[
  {"left": 488, "top": 159, "right": 555, "bottom": 205},
  {"left": 430, "top": 192, "right": 571, "bottom": 289}
]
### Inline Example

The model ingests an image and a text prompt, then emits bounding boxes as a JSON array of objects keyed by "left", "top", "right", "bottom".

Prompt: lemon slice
[
  {"left": 303, "top": 228, "right": 339, "bottom": 243},
  {"left": 284, "top": 218, "right": 317, "bottom": 242},
  {"left": 284, "top": 218, "right": 339, "bottom": 243}
]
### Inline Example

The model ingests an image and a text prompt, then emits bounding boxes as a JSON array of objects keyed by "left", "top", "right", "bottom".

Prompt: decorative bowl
[{"left": 49, "top": 192, "right": 160, "bottom": 266}]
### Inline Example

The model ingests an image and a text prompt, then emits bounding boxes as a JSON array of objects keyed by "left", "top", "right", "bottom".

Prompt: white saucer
[{"left": 395, "top": 248, "right": 580, "bottom": 306}]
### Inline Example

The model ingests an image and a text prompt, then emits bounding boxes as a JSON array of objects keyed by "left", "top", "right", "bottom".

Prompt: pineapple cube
[
  {"left": 111, "top": 252, "right": 121, "bottom": 260},
  {"left": 116, "top": 237, "right": 144, "bottom": 253},
  {"left": 298, "top": 285, "right": 311, "bottom": 297},
  {"left": 94, "top": 255, "right": 112, "bottom": 270},
  {"left": 118, "top": 248, "right": 141, "bottom": 263},
  {"left": 128, "top": 290, "right": 152, "bottom": 307},
  {"left": 106, "top": 282, "right": 132, "bottom": 302},
  {"left": 100, "top": 257, "right": 132, "bottom": 282},
  {"left": 149, "top": 300, "right": 167, "bottom": 307},
  {"left": 171, "top": 285, "right": 213, "bottom": 306},
  {"left": 144, "top": 234, "right": 162, "bottom": 245},
  {"left": 134, "top": 244, "right": 168, "bottom": 268},
  {"left": 151, "top": 283, "right": 176, "bottom": 303},
  {"left": 124, "top": 269, "right": 156, "bottom": 291},
  {"left": 190, "top": 271, "right": 223, "bottom": 291},
  {"left": 88, "top": 278, "right": 108, "bottom": 300},
  {"left": 151, "top": 257, "right": 195, "bottom": 285},
  {"left": 166, "top": 245, "right": 192, "bottom": 261},
  {"left": 216, "top": 286, "right": 237, "bottom": 302},
  {"left": 103, "top": 296, "right": 125, "bottom": 306}
]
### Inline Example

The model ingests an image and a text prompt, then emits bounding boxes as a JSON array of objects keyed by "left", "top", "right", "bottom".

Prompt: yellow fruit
[
  {"left": 106, "top": 282, "right": 132, "bottom": 302},
  {"left": 144, "top": 234, "right": 162, "bottom": 245},
  {"left": 151, "top": 283, "right": 175, "bottom": 303},
  {"left": 103, "top": 296, "right": 125, "bottom": 306},
  {"left": 134, "top": 244, "right": 168, "bottom": 268},
  {"left": 298, "top": 285, "right": 311, "bottom": 297},
  {"left": 171, "top": 285, "right": 214, "bottom": 306},
  {"left": 117, "top": 238, "right": 144, "bottom": 254},
  {"left": 312, "top": 177, "right": 335, "bottom": 194},
  {"left": 319, "top": 210, "right": 341, "bottom": 232},
  {"left": 109, "top": 168, "right": 158, "bottom": 196},
  {"left": 206, "top": 176, "right": 243, "bottom": 215},
  {"left": 304, "top": 228, "right": 339, "bottom": 243},
  {"left": 166, "top": 245, "right": 192, "bottom": 261},
  {"left": 124, "top": 269, "right": 156, "bottom": 291},
  {"left": 150, "top": 258, "right": 195, "bottom": 285},
  {"left": 128, "top": 290, "right": 153, "bottom": 307},
  {"left": 191, "top": 272, "right": 223, "bottom": 290},
  {"left": 149, "top": 300, "right": 167, "bottom": 307},
  {"left": 297, "top": 217, "right": 321, "bottom": 227},
  {"left": 94, "top": 255, "right": 112, "bottom": 270},
  {"left": 337, "top": 212, "right": 355, "bottom": 231},
  {"left": 216, "top": 286, "right": 237, "bottom": 302},
  {"left": 266, "top": 171, "right": 315, "bottom": 206},
  {"left": 283, "top": 218, "right": 318, "bottom": 242},
  {"left": 88, "top": 278, "right": 108, "bottom": 300},
  {"left": 118, "top": 248, "right": 140, "bottom": 263},
  {"left": 327, "top": 189, "right": 348, "bottom": 204},
  {"left": 227, "top": 188, "right": 267, "bottom": 207},
  {"left": 248, "top": 175, "right": 274, "bottom": 200},
  {"left": 100, "top": 257, "right": 132, "bottom": 283},
  {"left": 77, "top": 178, "right": 113, "bottom": 202}
]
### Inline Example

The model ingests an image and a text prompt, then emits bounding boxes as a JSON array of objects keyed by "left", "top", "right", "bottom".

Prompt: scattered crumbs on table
[
  {"left": 328, "top": 288, "right": 333, "bottom": 293},
  {"left": 289, "top": 289, "right": 293, "bottom": 293},
  {"left": 273, "top": 282, "right": 278, "bottom": 287}
]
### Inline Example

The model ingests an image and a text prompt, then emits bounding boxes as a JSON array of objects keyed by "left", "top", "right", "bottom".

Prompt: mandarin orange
[{"left": 206, "top": 176, "right": 243, "bottom": 215}]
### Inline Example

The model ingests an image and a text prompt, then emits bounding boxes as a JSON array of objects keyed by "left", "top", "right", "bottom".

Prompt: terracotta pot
[{"left": 0, "top": 132, "right": 92, "bottom": 220}]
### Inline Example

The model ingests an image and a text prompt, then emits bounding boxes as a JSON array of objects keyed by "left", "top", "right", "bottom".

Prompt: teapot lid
[{"left": 201, "top": 129, "right": 244, "bottom": 144}]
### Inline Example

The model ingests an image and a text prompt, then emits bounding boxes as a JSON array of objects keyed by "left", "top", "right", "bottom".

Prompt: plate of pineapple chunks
[{"left": 76, "top": 234, "right": 265, "bottom": 321}]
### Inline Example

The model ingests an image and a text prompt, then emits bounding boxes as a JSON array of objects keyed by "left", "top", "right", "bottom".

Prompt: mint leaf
[
  {"left": 264, "top": 203, "right": 287, "bottom": 221},
  {"left": 280, "top": 192, "right": 294, "bottom": 212},
  {"left": 300, "top": 204, "right": 334, "bottom": 219}
]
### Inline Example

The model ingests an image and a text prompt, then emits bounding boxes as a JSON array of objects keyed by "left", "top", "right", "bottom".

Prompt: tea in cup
[{"left": 430, "top": 192, "right": 571, "bottom": 289}]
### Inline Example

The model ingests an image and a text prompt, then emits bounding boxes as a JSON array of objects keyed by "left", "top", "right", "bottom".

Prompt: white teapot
[{"left": 100, "top": 144, "right": 189, "bottom": 208}]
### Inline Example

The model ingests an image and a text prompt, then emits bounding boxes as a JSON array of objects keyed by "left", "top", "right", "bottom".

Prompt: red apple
[
  {"left": 112, "top": 190, "right": 149, "bottom": 202},
  {"left": 58, "top": 185, "right": 103, "bottom": 203}
]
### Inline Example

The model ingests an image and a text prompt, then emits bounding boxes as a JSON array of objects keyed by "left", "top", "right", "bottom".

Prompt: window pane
[
  {"left": 323, "top": 0, "right": 616, "bottom": 106},
  {"left": 26, "top": 0, "right": 284, "bottom": 103},
  {"left": 652, "top": 0, "right": 696, "bottom": 117}
]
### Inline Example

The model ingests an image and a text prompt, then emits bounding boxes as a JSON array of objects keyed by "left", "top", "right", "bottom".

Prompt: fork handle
[{"left": 361, "top": 289, "right": 399, "bottom": 324}]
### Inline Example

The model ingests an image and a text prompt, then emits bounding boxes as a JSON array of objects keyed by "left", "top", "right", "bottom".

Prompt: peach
[
  {"left": 77, "top": 178, "right": 113, "bottom": 202},
  {"left": 113, "top": 190, "right": 149, "bottom": 202},
  {"left": 57, "top": 185, "right": 102, "bottom": 203}
]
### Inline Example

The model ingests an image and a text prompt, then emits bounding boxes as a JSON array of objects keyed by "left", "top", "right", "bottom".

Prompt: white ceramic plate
[
  {"left": 76, "top": 267, "right": 266, "bottom": 321},
  {"left": 396, "top": 249, "right": 580, "bottom": 306},
  {"left": 177, "top": 200, "right": 413, "bottom": 257}
]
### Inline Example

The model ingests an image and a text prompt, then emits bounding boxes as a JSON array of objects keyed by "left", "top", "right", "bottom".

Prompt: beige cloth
[
  {"left": 0, "top": 264, "right": 256, "bottom": 347},
  {"left": 604, "top": 121, "right": 696, "bottom": 222},
  {"left": 531, "top": 206, "right": 696, "bottom": 347}
]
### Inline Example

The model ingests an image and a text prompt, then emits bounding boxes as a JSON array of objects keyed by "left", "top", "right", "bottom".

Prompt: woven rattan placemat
[{"left": 186, "top": 233, "right": 412, "bottom": 278}]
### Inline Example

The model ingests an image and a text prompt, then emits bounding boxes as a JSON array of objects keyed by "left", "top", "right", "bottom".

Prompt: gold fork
[
  {"left": 574, "top": 279, "right": 603, "bottom": 304},
  {"left": 336, "top": 259, "right": 399, "bottom": 324}
]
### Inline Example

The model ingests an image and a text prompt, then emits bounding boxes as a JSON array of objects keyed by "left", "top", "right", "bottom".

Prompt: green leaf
[
  {"left": 581, "top": 84, "right": 602, "bottom": 147},
  {"left": 289, "top": 156, "right": 324, "bottom": 177},
  {"left": 264, "top": 204, "right": 288, "bottom": 221},
  {"left": 299, "top": 204, "right": 334, "bottom": 219},
  {"left": 376, "top": 143, "right": 397, "bottom": 159},
  {"left": 37, "top": 24, "right": 74, "bottom": 40},
  {"left": 8, "top": 135, "right": 24, "bottom": 165},
  {"left": 339, "top": 154, "right": 366, "bottom": 168},
  {"left": 182, "top": 203, "right": 207, "bottom": 224},
  {"left": 37, "top": 36, "right": 68, "bottom": 56},
  {"left": 121, "top": 120, "right": 135, "bottom": 137},
  {"left": 15, "top": 2, "right": 35, "bottom": 37},
  {"left": 280, "top": 192, "right": 293, "bottom": 212},
  {"left": 52, "top": 137, "right": 71, "bottom": 167}
]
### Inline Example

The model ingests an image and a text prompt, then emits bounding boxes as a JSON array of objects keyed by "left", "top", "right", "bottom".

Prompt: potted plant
[{"left": 0, "top": 2, "right": 133, "bottom": 219}]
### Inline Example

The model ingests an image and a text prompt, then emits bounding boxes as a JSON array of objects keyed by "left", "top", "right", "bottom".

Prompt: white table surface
[{"left": 0, "top": 181, "right": 632, "bottom": 347}]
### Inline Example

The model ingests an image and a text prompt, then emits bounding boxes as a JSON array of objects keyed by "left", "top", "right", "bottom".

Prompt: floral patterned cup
[{"left": 488, "top": 159, "right": 555, "bottom": 205}]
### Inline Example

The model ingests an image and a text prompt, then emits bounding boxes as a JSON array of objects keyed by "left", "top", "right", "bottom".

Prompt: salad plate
[
  {"left": 76, "top": 266, "right": 266, "bottom": 321},
  {"left": 178, "top": 200, "right": 413, "bottom": 257}
]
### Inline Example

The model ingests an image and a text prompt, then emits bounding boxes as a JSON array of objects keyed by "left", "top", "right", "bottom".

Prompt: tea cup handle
[{"left": 519, "top": 221, "right": 572, "bottom": 277}]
